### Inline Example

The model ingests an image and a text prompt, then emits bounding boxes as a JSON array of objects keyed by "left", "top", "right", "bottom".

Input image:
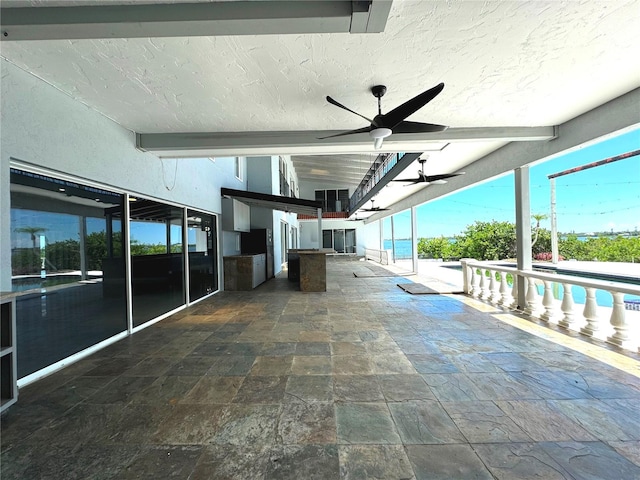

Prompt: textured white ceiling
[
  {"left": 1, "top": 0, "right": 639, "bottom": 197},
  {"left": 3, "top": 0, "right": 639, "bottom": 133}
]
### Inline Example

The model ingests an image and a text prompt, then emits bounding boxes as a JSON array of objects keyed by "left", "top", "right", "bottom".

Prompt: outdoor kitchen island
[{"left": 287, "top": 249, "right": 328, "bottom": 292}]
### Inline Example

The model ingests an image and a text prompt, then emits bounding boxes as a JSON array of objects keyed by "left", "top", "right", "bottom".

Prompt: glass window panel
[
  {"left": 326, "top": 190, "right": 337, "bottom": 212},
  {"left": 322, "top": 230, "right": 333, "bottom": 249},
  {"left": 314, "top": 190, "right": 325, "bottom": 211},
  {"left": 10, "top": 168, "right": 127, "bottom": 378},
  {"left": 338, "top": 189, "right": 349, "bottom": 211},
  {"left": 130, "top": 199, "right": 185, "bottom": 327},
  {"left": 187, "top": 210, "right": 218, "bottom": 302},
  {"left": 334, "top": 229, "right": 345, "bottom": 253},
  {"left": 346, "top": 229, "right": 356, "bottom": 253}
]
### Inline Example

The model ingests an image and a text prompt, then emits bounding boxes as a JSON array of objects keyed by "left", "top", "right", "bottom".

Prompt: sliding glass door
[
  {"left": 129, "top": 198, "right": 185, "bottom": 327},
  {"left": 322, "top": 228, "right": 356, "bottom": 253},
  {"left": 187, "top": 210, "right": 218, "bottom": 302},
  {"left": 10, "top": 168, "right": 127, "bottom": 378}
]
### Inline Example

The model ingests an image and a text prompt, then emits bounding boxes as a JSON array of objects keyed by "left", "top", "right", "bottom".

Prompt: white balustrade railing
[
  {"left": 365, "top": 248, "right": 389, "bottom": 265},
  {"left": 460, "top": 259, "right": 640, "bottom": 352}
]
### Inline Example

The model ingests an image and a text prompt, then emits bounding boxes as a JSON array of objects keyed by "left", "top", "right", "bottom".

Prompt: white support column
[
  {"left": 317, "top": 208, "right": 322, "bottom": 249},
  {"left": 390, "top": 215, "right": 396, "bottom": 263},
  {"left": 411, "top": 206, "right": 418, "bottom": 274},
  {"left": 515, "top": 166, "right": 532, "bottom": 309},
  {"left": 183, "top": 207, "right": 190, "bottom": 305},
  {"left": 550, "top": 177, "right": 559, "bottom": 264},
  {"left": 124, "top": 194, "right": 134, "bottom": 334}
]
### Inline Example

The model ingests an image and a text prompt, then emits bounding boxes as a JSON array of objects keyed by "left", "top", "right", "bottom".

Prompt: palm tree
[
  {"left": 15, "top": 226, "right": 47, "bottom": 249},
  {"left": 531, "top": 213, "right": 548, "bottom": 247}
]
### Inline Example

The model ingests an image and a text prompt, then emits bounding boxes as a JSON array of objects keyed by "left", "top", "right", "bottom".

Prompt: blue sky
[{"left": 385, "top": 127, "right": 640, "bottom": 239}]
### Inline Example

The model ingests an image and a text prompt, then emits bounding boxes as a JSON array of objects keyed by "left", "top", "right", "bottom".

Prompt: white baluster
[
  {"left": 470, "top": 268, "right": 480, "bottom": 298},
  {"left": 483, "top": 269, "right": 493, "bottom": 300},
  {"left": 558, "top": 283, "right": 576, "bottom": 329},
  {"left": 580, "top": 287, "right": 600, "bottom": 338},
  {"left": 607, "top": 291, "right": 633, "bottom": 349},
  {"left": 478, "top": 269, "right": 487, "bottom": 299},
  {"left": 498, "top": 272, "right": 511, "bottom": 307},
  {"left": 540, "top": 280, "right": 557, "bottom": 322},
  {"left": 510, "top": 274, "right": 519, "bottom": 309},
  {"left": 466, "top": 263, "right": 474, "bottom": 296},
  {"left": 488, "top": 270, "right": 499, "bottom": 304},
  {"left": 524, "top": 277, "right": 540, "bottom": 316}
]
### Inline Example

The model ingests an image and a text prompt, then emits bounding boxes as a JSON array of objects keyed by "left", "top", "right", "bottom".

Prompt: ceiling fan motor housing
[{"left": 371, "top": 85, "right": 387, "bottom": 98}]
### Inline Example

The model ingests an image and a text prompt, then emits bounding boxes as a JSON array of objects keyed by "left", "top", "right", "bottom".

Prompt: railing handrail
[{"left": 461, "top": 259, "right": 640, "bottom": 296}]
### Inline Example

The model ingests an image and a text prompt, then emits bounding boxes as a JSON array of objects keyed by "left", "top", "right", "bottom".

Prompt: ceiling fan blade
[
  {"left": 422, "top": 172, "right": 465, "bottom": 182},
  {"left": 326, "top": 96, "right": 374, "bottom": 123},
  {"left": 318, "top": 126, "right": 371, "bottom": 139},
  {"left": 380, "top": 83, "right": 445, "bottom": 129},
  {"left": 392, "top": 178, "right": 421, "bottom": 182},
  {"left": 392, "top": 120, "right": 448, "bottom": 134}
]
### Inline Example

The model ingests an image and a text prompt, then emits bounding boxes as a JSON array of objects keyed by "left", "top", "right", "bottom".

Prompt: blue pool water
[{"left": 534, "top": 282, "right": 640, "bottom": 308}]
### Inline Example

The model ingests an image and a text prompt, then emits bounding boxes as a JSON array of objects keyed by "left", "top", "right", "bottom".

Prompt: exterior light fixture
[{"left": 369, "top": 127, "right": 392, "bottom": 150}]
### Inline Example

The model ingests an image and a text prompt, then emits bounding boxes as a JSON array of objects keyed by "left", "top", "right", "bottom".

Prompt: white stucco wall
[
  {"left": 244, "top": 155, "right": 300, "bottom": 275},
  {"left": 0, "top": 59, "right": 242, "bottom": 290}
]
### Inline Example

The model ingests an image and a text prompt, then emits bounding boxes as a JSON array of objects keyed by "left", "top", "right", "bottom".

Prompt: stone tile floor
[{"left": 2, "top": 257, "right": 640, "bottom": 479}]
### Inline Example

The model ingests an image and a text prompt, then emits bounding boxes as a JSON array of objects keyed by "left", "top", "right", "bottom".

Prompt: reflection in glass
[
  {"left": 10, "top": 168, "right": 127, "bottom": 378},
  {"left": 187, "top": 210, "right": 218, "bottom": 302},
  {"left": 129, "top": 198, "right": 185, "bottom": 326}
]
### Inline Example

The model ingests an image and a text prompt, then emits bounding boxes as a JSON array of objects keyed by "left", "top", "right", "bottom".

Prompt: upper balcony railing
[{"left": 349, "top": 151, "right": 417, "bottom": 213}]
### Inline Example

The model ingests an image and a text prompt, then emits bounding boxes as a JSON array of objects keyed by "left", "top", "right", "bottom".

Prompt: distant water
[{"left": 383, "top": 239, "right": 414, "bottom": 260}]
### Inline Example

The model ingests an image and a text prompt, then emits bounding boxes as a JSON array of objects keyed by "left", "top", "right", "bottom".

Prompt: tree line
[
  {"left": 12, "top": 230, "right": 182, "bottom": 276},
  {"left": 417, "top": 220, "right": 640, "bottom": 263}
]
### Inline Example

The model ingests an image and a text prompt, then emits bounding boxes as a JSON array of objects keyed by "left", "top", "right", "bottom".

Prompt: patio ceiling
[{"left": 1, "top": 0, "right": 639, "bottom": 210}]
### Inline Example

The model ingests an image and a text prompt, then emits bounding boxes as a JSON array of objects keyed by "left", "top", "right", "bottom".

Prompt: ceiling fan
[
  {"left": 392, "top": 158, "right": 465, "bottom": 185},
  {"left": 320, "top": 83, "right": 448, "bottom": 149},
  {"left": 360, "top": 199, "right": 389, "bottom": 212}
]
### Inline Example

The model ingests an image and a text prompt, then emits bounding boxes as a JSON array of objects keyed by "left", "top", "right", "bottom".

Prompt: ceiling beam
[
  {"left": 136, "top": 126, "right": 556, "bottom": 158},
  {"left": 350, "top": 0, "right": 393, "bottom": 33},
  {"left": 0, "top": 1, "right": 391, "bottom": 41}
]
